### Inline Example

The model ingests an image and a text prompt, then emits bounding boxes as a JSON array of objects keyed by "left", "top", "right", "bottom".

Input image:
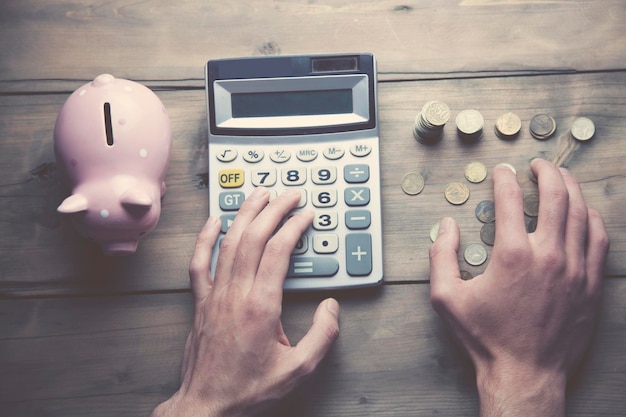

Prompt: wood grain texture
[
  {"left": 0, "top": 0, "right": 625, "bottom": 92},
  {"left": 1, "top": 1, "right": 625, "bottom": 416},
  {"left": 2, "top": 72, "right": 625, "bottom": 296},
  {"left": 1, "top": 281, "right": 624, "bottom": 417}
]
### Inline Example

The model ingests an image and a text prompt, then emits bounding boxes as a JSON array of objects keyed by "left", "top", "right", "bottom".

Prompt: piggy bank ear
[
  {"left": 57, "top": 194, "right": 88, "bottom": 213},
  {"left": 120, "top": 187, "right": 153, "bottom": 208}
]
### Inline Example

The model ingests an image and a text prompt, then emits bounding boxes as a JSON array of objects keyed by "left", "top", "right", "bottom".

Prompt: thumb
[
  {"left": 429, "top": 217, "right": 462, "bottom": 315},
  {"left": 293, "top": 298, "right": 340, "bottom": 374}
]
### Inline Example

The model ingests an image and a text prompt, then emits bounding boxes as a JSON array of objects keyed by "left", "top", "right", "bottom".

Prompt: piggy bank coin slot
[{"left": 104, "top": 102, "right": 114, "bottom": 146}]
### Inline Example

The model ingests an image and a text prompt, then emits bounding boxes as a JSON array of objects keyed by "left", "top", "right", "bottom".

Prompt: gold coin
[
  {"left": 444, "top": 181, "right": 470, "bottom": 205},
  {"left": 401, "top": 172, "right": 425, "bottom": 195},
  {"left": 422, "top": 101, "right": 450, "bottom": 127},
  {"left": 523, "top": 193, "right": 539, "bottom": 217},
  {"left": 429, "top": 222, "right": 440, "bottom": 243},
  {"left": 495, "top": 112, "right": 522, "bottom": 140},
  {"left": 464, "top": 161, "right": 487, "bottom": 183}
]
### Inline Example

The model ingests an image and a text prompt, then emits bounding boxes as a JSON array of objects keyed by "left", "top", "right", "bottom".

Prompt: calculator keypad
[{"left": 210, "top": 140, "right": 382, "bottom": 289}]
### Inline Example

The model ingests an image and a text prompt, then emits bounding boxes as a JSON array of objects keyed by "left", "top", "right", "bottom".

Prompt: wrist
[{"left": 475, "top": 360, "right": 567, "bottom": 417}]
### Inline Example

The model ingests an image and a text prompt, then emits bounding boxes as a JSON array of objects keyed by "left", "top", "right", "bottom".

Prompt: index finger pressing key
[
  {"left": 492, "top": 163, "right": 527, "bottom": 243},
  {"left": 253, "top": 207, "right": 315, "bottom": 301}
]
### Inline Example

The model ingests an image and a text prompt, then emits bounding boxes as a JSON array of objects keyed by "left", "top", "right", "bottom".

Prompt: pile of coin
[
  {"left": 529, "top": 113, "right": 557, "bottom": 140},
  {"left": 406, "top": 106, "right": 597, "bottom": 270},
  {"left": 475, "top": 200, "right": 496, "bottom": 246},
  {"left": 413, "top": 101, "right": 450, "bottom": 144},
  {"left": 495, "top": 112, "right": 522, "bottom": 140},
  {"left": 455, "top": 109, "right": 484, "bottom": 143}
]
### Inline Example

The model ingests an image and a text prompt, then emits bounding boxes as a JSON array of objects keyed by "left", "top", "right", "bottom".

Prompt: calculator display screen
[
  {"left": 211, "top": 74, "right": 371, "bottom": 133},
  {"left": 231, "top": 89, "right": 353, "bottom": 118}
]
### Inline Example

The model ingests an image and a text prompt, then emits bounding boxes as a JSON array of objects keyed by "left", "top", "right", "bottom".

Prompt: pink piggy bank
[{"left": 54, "top": 74, "right": 172, "bottom": 255}]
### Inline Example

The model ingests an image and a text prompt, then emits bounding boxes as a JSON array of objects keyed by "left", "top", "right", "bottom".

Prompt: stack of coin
[
  {"left": 570, "top": 117, "right": 595, "bottom": 141},
  {"left": 530, "top": 113, "right": 557, "bottom": 140},
  {"left": 495, "top": 112, "right": 522, "bottom": 140},
  {"left": 455, "top": 109, "right": 484, "bottom": 142},
  {"left": 413, "top": 101, "right": 450, "bottom": 145}
]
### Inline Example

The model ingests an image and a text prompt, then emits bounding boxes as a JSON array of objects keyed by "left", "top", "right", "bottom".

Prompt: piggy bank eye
[{"left": 104, "top": 102, "right": 114, "bottom": 146}]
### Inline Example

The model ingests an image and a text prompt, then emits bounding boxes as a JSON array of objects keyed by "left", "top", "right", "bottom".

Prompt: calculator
[{"left": 205, "top": 53, "right": 383, "bottom": 290}]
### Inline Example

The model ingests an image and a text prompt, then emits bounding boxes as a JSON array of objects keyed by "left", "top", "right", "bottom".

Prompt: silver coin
[
  {"left": 570, "top": 117, "right": 595, "bottom": 141},
  {"left": 464, "top": 243, "right": 488, "bottom": 266},
  {"left": 523, "top": 194, "right": 539, "bottom": 217},
  {"left": 480, "top": 223, "right": 496, "bottom": 246},
  {"left": 526, "top": 217, "right": 538, "bottom": 233},
  {"left": 456, "top": 109, "right": 484, "bottom": 142},
  {"left": 460, "top": 270, "right": 474, "bottom": 281},
  {"left": 414, "top": 112, "right": 444, "bottom": 144},
  {"left": 401, "top": 172, "right": 425, "bottom": 195},
  {"left": 475, "top": 200, "right": 495, "bottom": 223},
  {"left": 530, "top": 113, "right": 556, "bottom": 140}
]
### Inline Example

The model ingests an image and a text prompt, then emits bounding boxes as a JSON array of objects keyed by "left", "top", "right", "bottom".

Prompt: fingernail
[
  {"left": 438, "top": 217, "right": 451, "bottom": 236},
  {"left": 326, "top": 298, "right": 340, "bottom": 318},
  {"left": 559, "top": 167, "right": 571, "bottom": 176},
  {"left": 497, "top": 163, "right": 517, "bottom": 175}
]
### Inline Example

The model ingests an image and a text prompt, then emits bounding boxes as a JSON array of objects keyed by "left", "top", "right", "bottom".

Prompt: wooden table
[{"left": 1, "top": 1, "right": 624, "bottom": 415}]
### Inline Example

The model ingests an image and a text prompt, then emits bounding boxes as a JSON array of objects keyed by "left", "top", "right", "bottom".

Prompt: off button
[{"left": 219, "top": 169, "right": 244, "bottom": 188}]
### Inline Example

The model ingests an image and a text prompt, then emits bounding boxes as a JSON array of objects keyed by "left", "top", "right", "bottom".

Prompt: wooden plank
[
  {"left": 1, "top": 0, "right": 625, "bottom": 92},
  {"left": 0, "top": 280, "right": 624, "bottom": 417},
  {"left": 1, "top": 71, "right": 626, "bottom": 296}
]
